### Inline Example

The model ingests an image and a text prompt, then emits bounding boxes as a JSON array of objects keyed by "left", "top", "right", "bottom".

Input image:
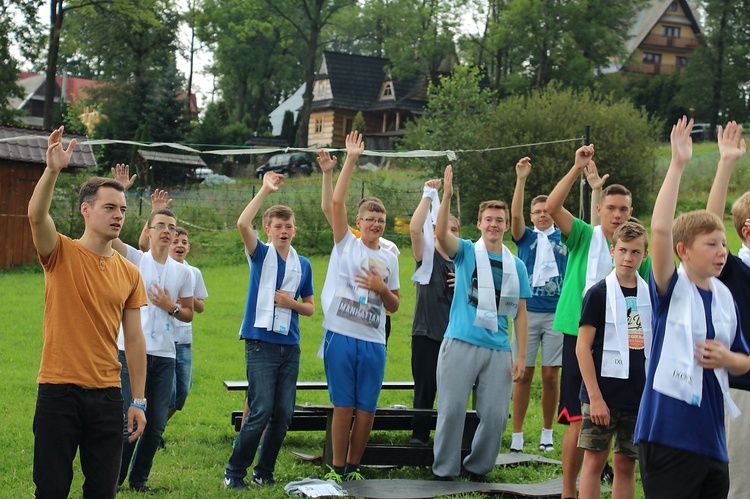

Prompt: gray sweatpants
[{"left": 432, "top": 338, "right": 513, "bottom": 477}]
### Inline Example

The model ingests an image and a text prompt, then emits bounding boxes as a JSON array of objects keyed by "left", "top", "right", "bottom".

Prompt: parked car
[
  {"left": 690, "top": 123, "right": 713, "bottom": 142},
  {"left": 255, "top": 153, "right": 314, "bottom": 179},
  {"left": 195, "top": 167, "right": 215, "bottom": 180}
]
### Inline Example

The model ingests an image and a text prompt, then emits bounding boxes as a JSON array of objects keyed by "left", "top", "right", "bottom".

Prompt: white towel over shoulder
[
  {"left": 473, "top": 239, "right": 520, "bottom": 331},
  {"left": 253, "top": 243, "right": 301, "bottom": 335},
  {"left": 584, "top": 225, "right": 613, "bottom": 296}
]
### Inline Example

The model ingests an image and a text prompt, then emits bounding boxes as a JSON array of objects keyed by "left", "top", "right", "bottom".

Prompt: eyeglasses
[
  {"left": 360, "top": 217, "right": 386, "bottom": 225},
  {"left": 149, "top": 223, "right": 177, "bottom": 232},
  {"left": 531, "top": 210, "right": 549, "bottom": 216}
]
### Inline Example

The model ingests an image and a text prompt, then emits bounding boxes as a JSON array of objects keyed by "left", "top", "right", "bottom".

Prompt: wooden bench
[{"left": 225, "top": 380, "right": 479, "bottom": 467}]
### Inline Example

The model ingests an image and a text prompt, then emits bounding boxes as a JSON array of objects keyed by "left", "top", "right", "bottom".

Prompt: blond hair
[
  {"left": 612, "top": 221, "right": 648, "bottom": 250},
  {"left": 672, "top": 210, "right": 724, "bottom": 254},
  {"left": 731, "top": 192, "right": 750, "bottom": 240},
  {"left": 263, "top": 205, "right": 295, "bottom": 227},
  {"left": 477, "top": 200, "right": 509, "bottom": 222}
]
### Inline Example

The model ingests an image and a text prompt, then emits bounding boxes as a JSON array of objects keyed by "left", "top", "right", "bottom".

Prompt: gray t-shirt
[{"left": 412, "top": 249, "right": 455, "bottom": 342}]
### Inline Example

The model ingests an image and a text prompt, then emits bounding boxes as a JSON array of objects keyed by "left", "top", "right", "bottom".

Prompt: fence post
[{"left": 361, "top": 181, "right": 365, "bottom": 200}]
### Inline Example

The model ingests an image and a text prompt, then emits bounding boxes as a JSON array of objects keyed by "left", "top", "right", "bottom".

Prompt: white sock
[
  {"left": 511, "top": 432, "right": 524, "bottom": 449},
  {"left": 540, "top": 428, "right": 554, "bottom": 445}
]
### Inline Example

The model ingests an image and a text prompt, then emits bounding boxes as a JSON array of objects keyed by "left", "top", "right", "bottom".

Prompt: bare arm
[
  {"left": 586, "top": 160, "right": 609, "bottom": 226},
  {"left": 511, "top": 301, "right": 528, "bottom": 382},
  {"left": 331, "top": 132, "right": 364, "bottom": 244},
  {"left": 318, "top": 150, "right": 337, "bottom": 227},
  {"left": 434, "top": 165, "right": 459, "bottom": 258},
  {"left": 546, "top": 145, "right": 595, "bottom": 237},
  {"left": 28, "top": 127, "right": 77, "bottom": 259},
  {"left": 121, "top": 307, "right": 147, "bottom": 442},
  {"left": 410, "top": 179, "right": 441, "bottom": 261},
  {"left": 510, "top": 157, "right": 531, "bottom": 241},
  {"left": 576, "top": 323, "right": 609, "bottom": 426},
  {"left": 193, "top": 298, "right": 205, "bottom": 314},
  {"left": 237, "top": 172, "right": 284, "bottom": 256},
  {"left": 652, "top": 117, "right": 693, "bottom": 294},
  {"left": 707, "top": 122, "right": 746, "bottom": 218},
  {"left": 696, "top": 339, "right": 750, "bottom": 376}
]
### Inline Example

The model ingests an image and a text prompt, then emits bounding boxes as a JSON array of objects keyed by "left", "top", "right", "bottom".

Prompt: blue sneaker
[{"left": 223, "top": 475, "right": 248, "bottom": 490}]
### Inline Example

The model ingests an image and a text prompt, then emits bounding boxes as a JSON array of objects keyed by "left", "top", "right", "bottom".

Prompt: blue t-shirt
[
  {"left": 513, "top": 226, "right": 567, "bottom": 313},
  {"left": 634, "top": 271, "right": 748, "bottom": 462},
  {"left": 239, "top": 242, "right": 314, "bottom": 345},
  {"left": 444, "top": 238, "right": 532, "bottom": 351}
]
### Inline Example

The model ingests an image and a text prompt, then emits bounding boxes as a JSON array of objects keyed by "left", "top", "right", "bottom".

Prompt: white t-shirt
[
  {"left": 117, "top": 247, "right": 194, "bottom": 358},
  {"left": 174, "top": 261, "right": 208, "bottom": 344},
  {"left": 322, "top": 231, "right": 400, "bottom": 344}
]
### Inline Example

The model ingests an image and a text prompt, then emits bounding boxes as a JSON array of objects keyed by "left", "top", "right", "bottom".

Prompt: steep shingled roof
[
  {"left": 0, "top": 126, "right": 96, "bottom": 168},
  {"left": 313, "top": 51, "right": 390, "bottom": 111}
]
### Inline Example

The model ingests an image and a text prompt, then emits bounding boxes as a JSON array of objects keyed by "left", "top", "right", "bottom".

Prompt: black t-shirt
[
  {"left": 412, "top": 249, "right": 455, "bottom": 342},
  {"left": 720, "top": 252, "right": 750, "bottom": 390},
  {"left": 578, "top": 279, "right": 647, "bottom": 411}
]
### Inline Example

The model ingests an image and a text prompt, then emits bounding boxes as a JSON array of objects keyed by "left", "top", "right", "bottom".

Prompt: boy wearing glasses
[
  {"left": 321, "top": 131, "right": 400, "bottom": 481},
  {"left": 509, "top": 157, "right": 568, "bottom": 454},
  {"left": 112, "top": 193, "right": 195, "bottom": 492}
]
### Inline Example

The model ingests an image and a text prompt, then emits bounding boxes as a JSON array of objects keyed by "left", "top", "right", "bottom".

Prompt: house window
[
  {"left": 676, "top": 56, "right": 688, "bottom": 68},
  {"left": 379, "top": 81, "right": 395, "bottom": 100},
  {"left": 314, "top": 118, "right": 323, "bottom": 134},
  {"left": 313, "top": 79, "right": 332, "bottom": 101},
  {"left": 345, "top": 118, "right": 353, "bottom": 134},
  {"left": 661, "top": 25, "right": 680, "bottom": 38},
  {"left": 643, "top": 52, "right": 662, "bottom": 64},
  {"left": 667, "top": 1, "right": 677, "bottom": 11}
]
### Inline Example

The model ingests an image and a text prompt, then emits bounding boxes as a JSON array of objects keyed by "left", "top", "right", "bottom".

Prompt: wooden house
[{"left": 0, "top": 126, "right": 96, "bottom": 268}]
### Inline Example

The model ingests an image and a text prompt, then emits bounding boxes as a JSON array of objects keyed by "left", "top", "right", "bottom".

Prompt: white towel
[
  {"left": 253, "top": 243, "right": 301, "bottom": 335},
  {"left": 602, "top": 270, "right": 651, "bottom": 379},
  {"left": 473, "top": 239, "right": 520, "bottom": 331},
  {"left": 584, "top": 225, "right": 613, "bottom": 296},
  {"left": 411, "top": 186, "right": 440, "bottom": 285},
  {"left": 532, "top": 226, "right": 559, "bottom": 287},
  {"left": 653, "top": 266, "right": 740, "bottom": 418},
  {"left": 738, "top": 244, "right": 750, "bottom": 268}
]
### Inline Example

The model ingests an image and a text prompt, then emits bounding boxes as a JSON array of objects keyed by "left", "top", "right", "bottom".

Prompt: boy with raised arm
[
  {"left": 28, "top": 127, "right": 147, "bottom": 498},
  {"left": 111, "top": 199, "right": 195, "bottom": 492},
  {"left": 546, "top": 146, "right": 650, "bottom": 499},
  {"left": 704, "top": 120, "right": 750, "bottom": 498},
  {"left": 321, "top": 131, "right": 400, "bottom": 482},
  {"left": 576, "top": 221, "right": 650, "bottom": 499},
  {"left": 636, "top": 117, "right": 750, "bottom": 498},
  {"left": 509, "top": 157, "right": 567, "bottom": 454},
  {"left": 224, "top": 172, "right": 315, "bottom": 489},
  {"left": 409, "top": 177, "right": 458, "bottom": 446},
  {"left": 432, "top": 165, "right": 530, "bottom": 482}
]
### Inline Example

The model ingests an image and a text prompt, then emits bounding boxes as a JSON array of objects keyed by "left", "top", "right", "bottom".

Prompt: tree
[
  {"left": 676, "top": 0, "right": 750, "bottom": 134},
  {"left": 280, "top": 109, "right": 296, "bottom": 146},
  {"left": 401, "top": 66, "right": 660, "bottom": 218},
  {"left": 351, "top": 110, "right": 366, "bottom": 135}
]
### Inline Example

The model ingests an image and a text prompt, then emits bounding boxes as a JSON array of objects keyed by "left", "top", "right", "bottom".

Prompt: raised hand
[
  {"left": 671, "top": 116, "right": 693, "bottom": 167},
  {"left": 345, "top": 131, "right": 365, "bottom": 157},
  {"left": 150, "top": 189, "right": 173, "bottom": 211},
  {"left": 585, "top": 160, "right": 609, "bottom": 189},
  {"left": 442, "top": 165, "right": 453, "bottom": 199},
  {"left": 317, "top": 150, "right": 338, "bottom": 173},
  {"left": 717, "top": 121, "right": 746, "bottom": 164},
  {"left": 111, "top": 163, "right": 137, "bottom": 190},
  {"left": 262, "top": 171, "right": 284, "bottom": 192},
  {"left": 515, "top": 157, "right": 532, "bottom": 180},
  {"left": 573, "top": 144, "right": 595, "bottom": 172},
  {"left": 424, "top": 178, "right": 441, "bottom": 190},
  {"left": 46, "top": 126, "right": 77, "bottom": 173}
]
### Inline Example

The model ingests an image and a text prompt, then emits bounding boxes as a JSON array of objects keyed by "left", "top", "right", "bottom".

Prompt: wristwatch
[
  {"left": 169, "top": 306, "right": 180, "bottom": 316},
  {"left": 132, "top": 397, "right": 147, "bottom": 409}
]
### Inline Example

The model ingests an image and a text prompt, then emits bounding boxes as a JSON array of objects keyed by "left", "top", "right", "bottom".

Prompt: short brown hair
[
  {"left": 731, "top": 192, "right": 750, "bottom": 239},
  {"left": 673, "top": 210, "right": 725, "bottom": 254},
  {"left": 477, "top": 200, "right": 509, "bottom": 222},
  {"left": 530, "top": 195, "right": 548, "bottom": 208},
  {"left": 78, "top": 177, "right": 125, "bottom": 207},
  {"left": 358, "top": 196, "right": 386, "bottom": 215},
  {"left": 612, "top": 221, "right": 648, "bottom": 250},
  {"left": 263, "top": 205, "right": 295, "bottom": 227},
  {"left": 601, "top": 184, "right": 632, "bottom": 201},
  {"left": 174, "top": 226, "right": 189, "bottom": 237},
  {"left": 147, "top": 209, "right": 176, "bottom": 226}
]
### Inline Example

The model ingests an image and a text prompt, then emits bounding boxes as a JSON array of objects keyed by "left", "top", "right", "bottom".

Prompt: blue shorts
[{"left": 323, "top": 330, "right": 386, "bottom": 412}]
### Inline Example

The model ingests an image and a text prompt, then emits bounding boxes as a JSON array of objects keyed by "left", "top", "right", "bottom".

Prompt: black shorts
[
  {"left": 557, "top": 333, "right": 582, "bottom": 424},
  {"left": 639, "top": 441, "right": 729, "bottom": 498}
]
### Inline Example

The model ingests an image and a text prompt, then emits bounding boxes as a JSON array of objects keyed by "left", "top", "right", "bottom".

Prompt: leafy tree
[
  {"left": 351, "top": 110, "right": 366, "bottom": 135},
  {"left": 402, "top": 66, "right": 660, "bottom": 220}
]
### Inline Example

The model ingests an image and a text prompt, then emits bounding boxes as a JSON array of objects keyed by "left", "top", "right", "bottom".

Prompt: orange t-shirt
[{"left": 38, "top": 234, "right": 147, "bottom": 387}]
